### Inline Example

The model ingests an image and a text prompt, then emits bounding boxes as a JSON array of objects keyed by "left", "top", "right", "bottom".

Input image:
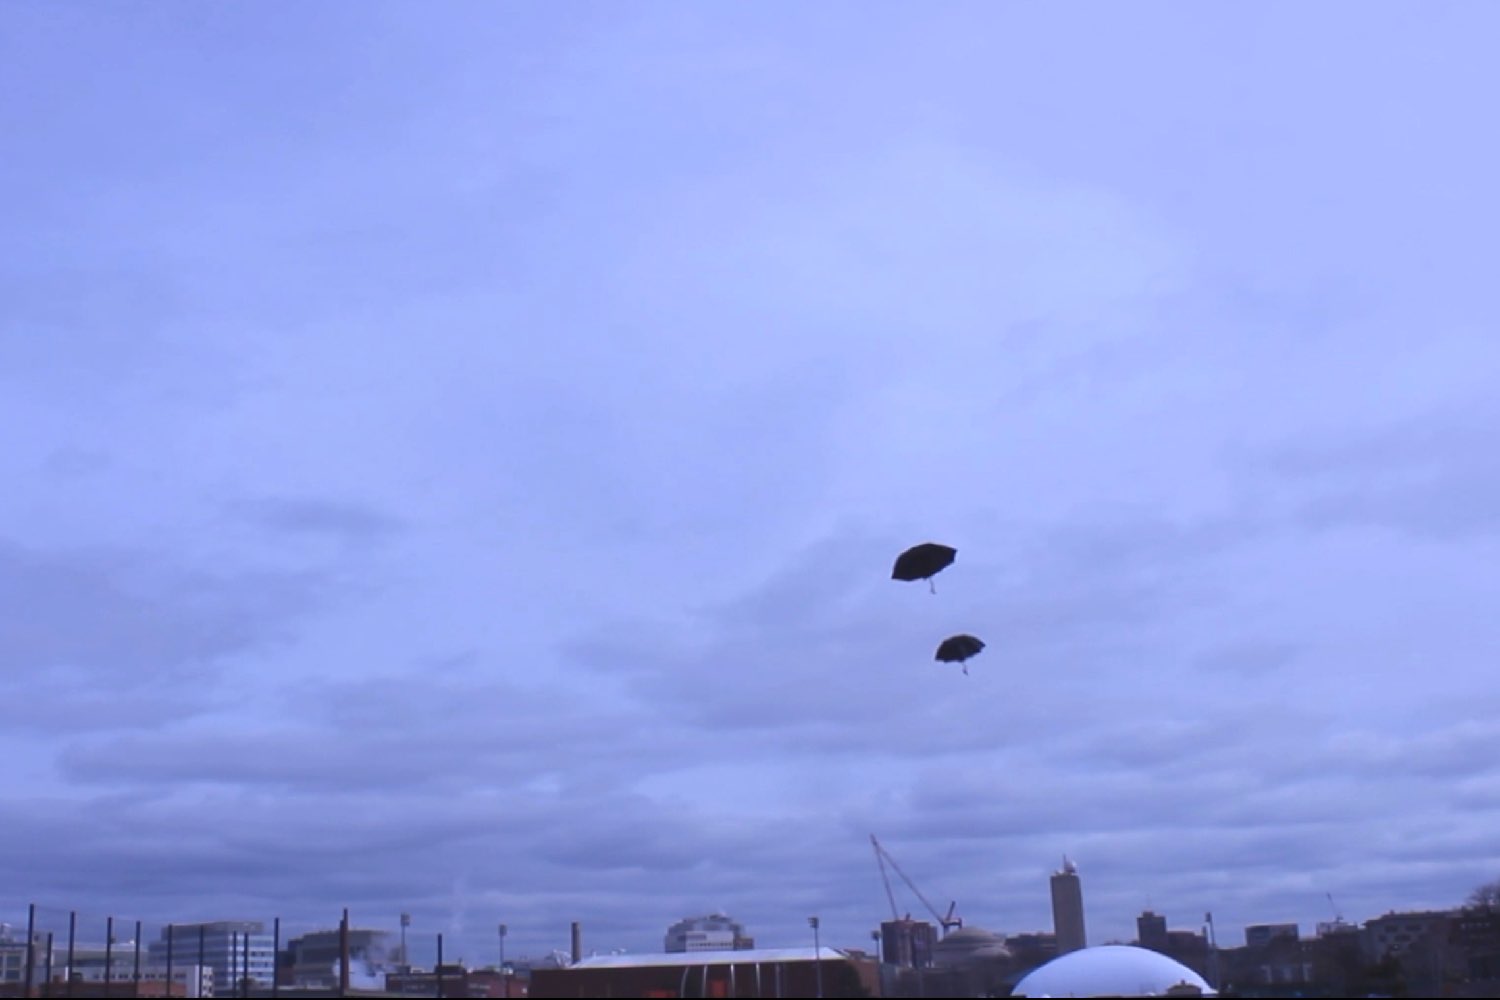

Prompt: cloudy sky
[{"left": 4, "top": 0, "right": 1499, "bottom": 966}]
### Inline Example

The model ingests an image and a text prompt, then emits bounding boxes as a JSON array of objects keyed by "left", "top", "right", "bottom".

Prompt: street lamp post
[
  {"left": 808, "top": 917, "right": 823, "bottom": 999},
  {"left": 1204, "top": 911, "right": 1220, "bottom": 989}
]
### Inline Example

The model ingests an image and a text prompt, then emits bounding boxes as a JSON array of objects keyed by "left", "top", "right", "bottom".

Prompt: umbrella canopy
[
  {"left": 935, "top": 634, "right": 985, "bottom": 674},
  {"left": 892, "top": 542, "right": 957, "bottom": 592}
]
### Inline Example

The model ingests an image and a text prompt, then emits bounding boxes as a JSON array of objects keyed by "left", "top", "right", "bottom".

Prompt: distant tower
[{"left": 1050, "top": 856, "right": 1087, "bottom": 955}]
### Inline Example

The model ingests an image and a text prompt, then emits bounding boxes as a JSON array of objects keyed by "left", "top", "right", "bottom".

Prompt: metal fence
[{"left": 0, "top": 902, "right": 524, "bottom": 998}]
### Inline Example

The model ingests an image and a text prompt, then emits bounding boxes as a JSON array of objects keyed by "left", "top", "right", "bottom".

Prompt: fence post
[
  {"left": 23, "top": 903, "right": 35, "bottom": 994},
  {"left": 339, "top": 909, "right": 350, "bottom": 997},
  {"left": 65, "top": 911, "right": 76, "bottom": 998}
]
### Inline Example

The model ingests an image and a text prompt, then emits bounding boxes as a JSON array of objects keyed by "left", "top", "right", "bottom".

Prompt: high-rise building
[
  {"left": 1136, "top": 910, "right": 1169, "bottom": 953},
  {"left": 879, "top": 918, "right": 937, "bottom": 967},
  {"left": 1050, "top": 856, "right": 1087, "bottom": 955}
]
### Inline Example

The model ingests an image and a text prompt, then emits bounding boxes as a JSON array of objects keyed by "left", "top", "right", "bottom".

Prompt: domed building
[
  {"left": 930, "top": 926, "right": 1011, "bottom": 967},
  {"left": 1012, "top": 944, "right": 1215, "bottom": 997},
  {"left": 892, "top": 926, "right": 1013, "bottom": 999}
]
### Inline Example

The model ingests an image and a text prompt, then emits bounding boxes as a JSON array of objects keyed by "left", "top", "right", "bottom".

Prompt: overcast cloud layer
[{"left": 4, "top": 0, "right": 1500, "bottom": 963}]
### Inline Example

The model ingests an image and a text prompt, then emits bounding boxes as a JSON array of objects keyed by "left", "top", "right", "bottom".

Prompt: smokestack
[
  {"left": 340, "top": 908, "right": 350, "bottom": 995},
  {"left": 570, "top": 922, "right": 582, "bottom": 964}
]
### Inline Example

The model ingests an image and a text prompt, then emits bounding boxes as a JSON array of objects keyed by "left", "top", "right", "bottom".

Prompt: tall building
[
  {"left": 879, "top": 918, "right": 937, "bottom": 967},
  {"left": 1050, "top": 856, "right": 1087, "bottom": 955},
  {"left": 146, "top": 921, "right": 276, "bottom": 989},
  {"left": 1136, "top": 910, "right": 1169, "bottom": 953},
  {"left": 663, "top": 914, "right": 754, "bottom": 952}
]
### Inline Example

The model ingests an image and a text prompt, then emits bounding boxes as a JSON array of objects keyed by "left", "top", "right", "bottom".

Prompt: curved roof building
[
  {"left": 1012, "top": 944, "right": 1216, "bottom": 997},
  {"left": 930, "top": 925, "right": 1011, "bottom": 967}
]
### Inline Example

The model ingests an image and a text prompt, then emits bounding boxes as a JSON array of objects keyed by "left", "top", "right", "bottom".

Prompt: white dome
[
  {"left": 931, "top": 926, "right": 1010, "bottom": 965},
  {"left": 1012, "top": 945, "right": 1216, "bottom": 997}
]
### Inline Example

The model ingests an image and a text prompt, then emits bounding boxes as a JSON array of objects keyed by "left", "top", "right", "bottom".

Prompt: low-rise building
[
  {"left": 285, "top": 927, "right": 394, "bottom": 989},
  {"left": 529, "top": 946, "right": 875, "bottom": 999},
  {"left": 147, "top": 921, "right": 275, "bottom": 990},
  {"left": 663, "top": 914, "right": 754, "bottom": 953}
]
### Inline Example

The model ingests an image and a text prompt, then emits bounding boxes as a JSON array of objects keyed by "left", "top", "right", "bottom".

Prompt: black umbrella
[
  {"left": 935, "top": 634, "right": 985, "bottom": 675},
  {"left": 891, "top": 542, "right": 957, "bottom": 593}
]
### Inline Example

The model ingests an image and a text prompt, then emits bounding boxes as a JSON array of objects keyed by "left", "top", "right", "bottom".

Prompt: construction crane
[{"left": 870, "top": 834, "right": 963, "bottom": 936}]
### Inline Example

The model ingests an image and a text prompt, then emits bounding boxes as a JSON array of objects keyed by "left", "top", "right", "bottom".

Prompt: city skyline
[
  {"left": 4, "top": 867, "right": 1492, "bottom": 967},
  {"left": 4, "top": 0, "right": 1500, "bottom": 969}
]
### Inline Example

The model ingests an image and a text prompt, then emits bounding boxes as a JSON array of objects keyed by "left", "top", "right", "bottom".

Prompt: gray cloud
[
  {"left": 227, "top": 495, "right": 406, "bottom": 543},
  {"left": 1258, "top": 402, "right": 1500, "bottom": 541},
  {"left": 0, "top": 539, "right": 325, "bottom": 683},
  {"left": 1193, "top": 640, "right": 1302, "bottom": 677},
  {"left": 58, "top": 673, "right": 673, "bottom": 793},
  {"left": 0, "top": 266, "right": 181, "bottom": 388},
  {"left": 563, "top": 510, "right": 1263, "bottom": 757}
]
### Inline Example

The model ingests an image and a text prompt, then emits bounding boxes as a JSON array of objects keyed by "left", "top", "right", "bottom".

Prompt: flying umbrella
[
  {"left": 935, "top": 634, "right": 985, "bottom": 675},
  {"left": 891, "top": 542, "right": 957, "bottom": 593}
]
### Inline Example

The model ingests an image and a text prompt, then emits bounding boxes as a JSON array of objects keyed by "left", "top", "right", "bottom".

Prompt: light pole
[
  {"left": 808, "top": 917, "right": 823, "bottom": 999},
  {"left": 1204, "top": 911, "right": 1220, "bottom": 989}
]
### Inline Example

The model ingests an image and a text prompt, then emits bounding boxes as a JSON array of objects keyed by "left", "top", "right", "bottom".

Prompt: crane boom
[
  {"left": 870, "top": 835, "right": 963, "bottom": 934},
  {"left": 872, "top": 835, "right": 901, "bottom": 921}
]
